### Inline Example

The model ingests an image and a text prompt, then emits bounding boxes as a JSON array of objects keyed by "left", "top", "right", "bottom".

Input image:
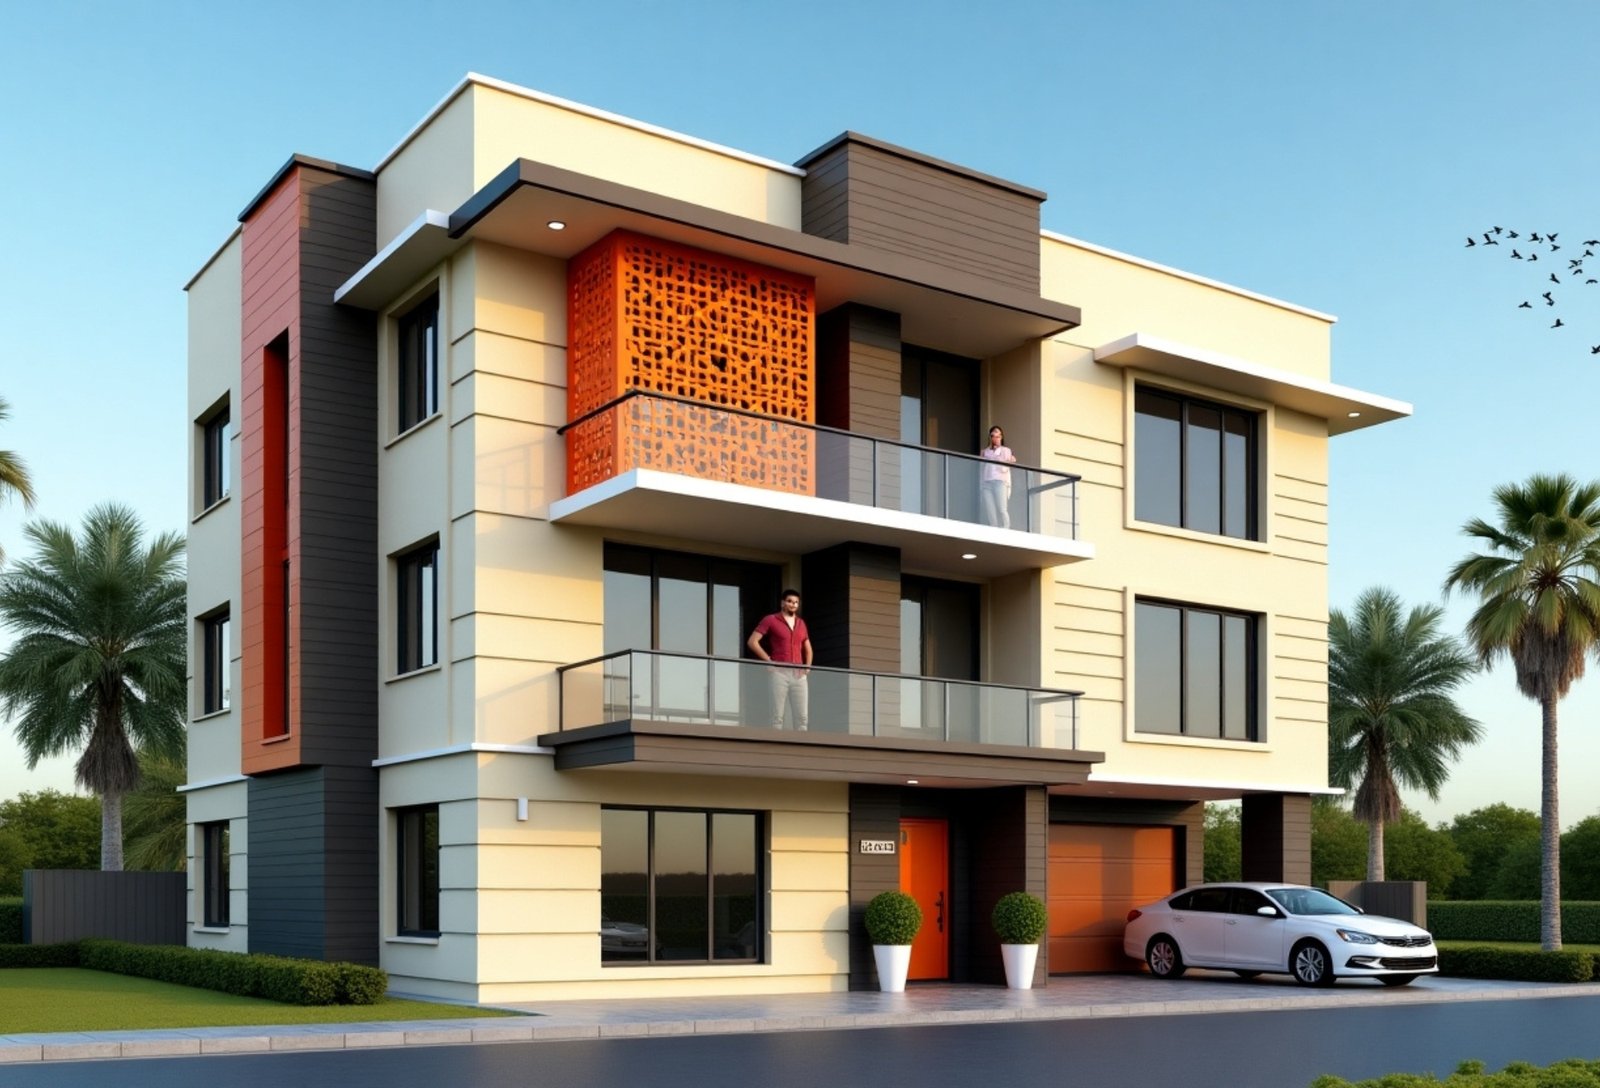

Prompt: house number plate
[{"left": 859, "top": 840, "right": 897, "bottom": 855}]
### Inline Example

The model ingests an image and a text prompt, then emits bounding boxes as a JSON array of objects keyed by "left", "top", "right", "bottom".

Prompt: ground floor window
[
  {"left": 201, "top": 821, "right": 230, "bottom": 928},
  {"left": 601, "top": 807, "right": 761, "bottom": 964},
  {"left": 397, "top": 804, "right": 441, "bottom": 937}
]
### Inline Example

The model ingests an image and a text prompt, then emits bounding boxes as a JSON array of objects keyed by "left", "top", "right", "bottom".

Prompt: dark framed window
[
  {"left": 201, "top": 406, "right": 230, "bottom": 509},
  {"left": 397, "top": 293, "right": 440, "bottom": 432},
  {"left": 201, "top": 821, "right": 230, "bottom": 928},
  {"left": 601, "top": 807, "right": 761, "bottom": 965},
  {"left": 397, "top": 804, "right": 441, "bottom": 937},
  {"left": 1135, "top": 598, "right": 1258, "bottom": 741},
  {"left": 1134, "top": 386, "right": 1258, "bottom": 540},
  {"left": 397, "top": 541, "right": 439, "bottom": 673},
  {"left": 201, "top": 609, "right": 230, "bottom": 715}
]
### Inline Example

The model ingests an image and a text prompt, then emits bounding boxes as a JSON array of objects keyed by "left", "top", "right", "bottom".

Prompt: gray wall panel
[{"left": 22, "top": 870, "right": 185, "bottom": 945}]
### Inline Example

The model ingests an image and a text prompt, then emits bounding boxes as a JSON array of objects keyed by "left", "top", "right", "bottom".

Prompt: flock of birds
[{"left": 1466, "top": 227, "right": 1600, "bottom": 354}]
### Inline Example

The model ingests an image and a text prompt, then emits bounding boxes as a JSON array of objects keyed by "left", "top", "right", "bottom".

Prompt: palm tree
[
  {"left": 1444, "top": 473, "right": 1600, "bottom": 950},
  {"left": 123, "top": 741, "right": 189, "bottom": 872},
  {"left": 0, "top": 504, "right": 186, "bottom": 870},
  {"left": 0, "top": 395, "right": 38, "bottom": 564},
  {"left": 1328, "top": 588, "right": 1481, "bottom": 880}
]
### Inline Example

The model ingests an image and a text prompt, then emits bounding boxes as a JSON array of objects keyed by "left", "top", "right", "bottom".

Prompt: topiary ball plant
[
  {"left": 865, "top": 891, "right": 923, "bottom": 946},
  {"left": 991, "top": 891, "right": 1048, "bottom": 945}
]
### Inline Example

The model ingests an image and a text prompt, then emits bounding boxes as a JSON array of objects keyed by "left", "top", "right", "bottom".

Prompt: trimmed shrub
[
  {"left": 1438, "top": 944, "right": 1594, "bottom": 983},
  {"left": 991, "top": 892, "right": 1048, "bottom": 945},
  {"left": 1427, "top": 901, "right": 1600, "bottom": 944},
  {"left": 76, "top": 940, "right": 387, "bottom": 1005},
  {"left": 0, "top": 942, "right": 80, "bottom": 968},
  {"left": 864, "top": 891, "right": 922, "bottom": 945},
  {"left": 0, "top": 899, "right": 21, "bottom": 944},
  {"left": 1311, "top": 1057, "right": 1600, "bottom": 1087}
]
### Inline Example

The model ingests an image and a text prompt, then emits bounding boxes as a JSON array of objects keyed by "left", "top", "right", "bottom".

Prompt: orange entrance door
[{"left": 899, "top": 818, "right": 949, "bottom": 980}]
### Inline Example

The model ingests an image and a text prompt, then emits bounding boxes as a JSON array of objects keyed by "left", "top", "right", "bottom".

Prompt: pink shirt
[{"left": 981, "top": 445, "right": 1015, "bottom": 482}]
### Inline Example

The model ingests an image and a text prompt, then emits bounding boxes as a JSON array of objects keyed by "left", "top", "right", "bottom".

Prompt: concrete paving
[{"left": 3, "top": 971, "right": 1598, "bottom": 1064}]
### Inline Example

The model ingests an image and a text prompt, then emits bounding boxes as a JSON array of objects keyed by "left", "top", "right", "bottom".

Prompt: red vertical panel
[{"left": 240, "top": 172, "right": 304, "bottom": 775}]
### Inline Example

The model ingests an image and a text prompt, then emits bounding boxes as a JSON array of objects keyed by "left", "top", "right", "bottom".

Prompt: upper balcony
[
  {"left": 550, "top": 392, "right": 1093, "bottom": 578},
  {"left": 544, "top": 648, "right": 1102, "bottom": 787}
]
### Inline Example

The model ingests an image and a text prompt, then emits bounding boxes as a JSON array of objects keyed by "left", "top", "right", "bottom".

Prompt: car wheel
[
  {"left": 1232, "top": 970, "right": 1261, "bottom": 979},
  {"left": 1146, "top": 935, "right": 1186, "bottom": 979},
  {"left": 1290, "top": 940, "right": 1333, "bottom": 987},
  {"left": 1379, "top": 975, "right": 1416, "bottom": 987}
]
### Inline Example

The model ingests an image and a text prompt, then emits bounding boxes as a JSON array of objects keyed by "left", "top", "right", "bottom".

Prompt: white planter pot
[
  {"left": 1000, "top": 942, "right": 1039, "bottom": 989},
  {"left": 872, "top": 943, "right": 913, "bottom": 992}
]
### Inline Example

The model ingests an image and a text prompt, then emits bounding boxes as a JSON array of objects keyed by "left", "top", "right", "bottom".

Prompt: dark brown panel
[
  {"left": 847, "top": 784, "right": 901, "bottom": 990},
  {"left": 22, "top": 871, "right": 186, "bottom": 945},
  {"left": 801, "top": 543, "right": 901, "bottom": 674},
  {"left": 963, "top": 785, "right": 1048, "bottom": 986},
  {"left": 1241, "top": 793, "right": 1312, "bottom": 884}
]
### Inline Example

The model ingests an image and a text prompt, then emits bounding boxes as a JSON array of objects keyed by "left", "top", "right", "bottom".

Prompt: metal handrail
[{"left": 557, "top": 389, "right": 1082, "bottom": 485}]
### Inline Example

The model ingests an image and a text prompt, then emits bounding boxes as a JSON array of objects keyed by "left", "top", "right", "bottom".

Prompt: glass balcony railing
[
  {"left": 560, "top": 391, "right": 1082, "bottom": 539},
  {"left": 557, "top": 649, "right": 1083, "bottom": 751}
]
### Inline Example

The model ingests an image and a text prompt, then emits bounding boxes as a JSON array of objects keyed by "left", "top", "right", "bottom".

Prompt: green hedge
[
  {"left": 1437, "top": 944, "right": 1594, "bottom": 983},
  {"left": 1311, "top": 1058, "right": 1600, "bottom": 1087},
  {"left": 0, "top": 898, "right": 21, "bottom": 944},
  {"left": 1428, "top": 901, "right": 1600, "bottom": 943},
  {"left": 73, "top": 941, "right": 388, "bottom": 1005},
  {"left": 0, "top": 942, "right": 79, "bottom": 968}
]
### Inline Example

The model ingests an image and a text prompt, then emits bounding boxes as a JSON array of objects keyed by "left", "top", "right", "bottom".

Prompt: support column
[
  {"left": 816, "top": 304, "right": 901, "bottom": 506},
  {"left": 1240, "top": 793, "right": 1312, "bottom": 884}
]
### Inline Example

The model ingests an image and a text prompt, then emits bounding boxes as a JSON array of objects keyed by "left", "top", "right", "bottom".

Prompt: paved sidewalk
[{"left": 4, "top": 972, "right": 1598, "bottom": 1064}]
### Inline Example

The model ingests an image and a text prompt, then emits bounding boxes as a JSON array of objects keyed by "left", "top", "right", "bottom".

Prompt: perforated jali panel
[{"left": 566, "top": 230, "right": 815, "bottom": 495}]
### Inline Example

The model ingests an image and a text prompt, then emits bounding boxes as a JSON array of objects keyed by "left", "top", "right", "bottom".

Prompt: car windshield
[{"left": 1265, "top": 887, "right": 1359, "bottom": 916}]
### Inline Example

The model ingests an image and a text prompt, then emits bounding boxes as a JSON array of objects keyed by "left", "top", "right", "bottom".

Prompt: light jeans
[
  {"left": 769, "top": 668, "right": 809, "bottom": 730},
  {"left": 980, "top": 479, "right": 1011, "bottom": 528}
]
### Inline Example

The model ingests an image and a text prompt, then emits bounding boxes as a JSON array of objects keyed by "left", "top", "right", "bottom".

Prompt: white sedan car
[{"left": 1123, "top": 883, "right": 1437, "bottom": 986}]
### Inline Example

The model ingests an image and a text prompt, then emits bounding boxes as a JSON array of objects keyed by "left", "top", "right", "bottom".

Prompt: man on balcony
[{"left": 747, "top": 589, "right": 813, "bottom": 731}]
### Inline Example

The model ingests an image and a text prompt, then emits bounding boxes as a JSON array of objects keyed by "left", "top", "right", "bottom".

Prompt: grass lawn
[
  {"left": 0, "top": 969, "right": 515, "bottom": 1034},
  {"left": 1438, "top": 940, "right": 1600, "bottom": 954}
]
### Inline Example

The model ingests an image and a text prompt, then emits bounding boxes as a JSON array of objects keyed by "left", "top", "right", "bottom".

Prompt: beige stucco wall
[
  {"left": 185, "top": 780, "right": 248, "bottom": 953},
  {"left": 1036, "top": 235, "right": 1332, "bottom": 793}
]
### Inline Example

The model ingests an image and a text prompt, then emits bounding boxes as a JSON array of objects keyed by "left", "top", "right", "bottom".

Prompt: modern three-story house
[{"left": 183, "top": 73, "right": 1409, "bottom": 1002}]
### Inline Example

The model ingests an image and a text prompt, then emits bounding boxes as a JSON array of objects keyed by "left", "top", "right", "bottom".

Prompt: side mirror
[{"left": 1256, "top": 906, "right": 1279, "bottom": 917}]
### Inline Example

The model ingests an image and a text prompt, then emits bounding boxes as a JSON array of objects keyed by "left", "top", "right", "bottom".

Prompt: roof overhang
[
  {"left": 539, "top": 719, "right": 1103, "bottom": 787},
  {"left": 1093, "top": 332, "right": 1411, "bottom": 435},
  {"left": 1066, "top": 771, "right": 1345, "bottom": 802},
  {"left": 338, "top": 159, "right": 1081, "bottom": 358}
]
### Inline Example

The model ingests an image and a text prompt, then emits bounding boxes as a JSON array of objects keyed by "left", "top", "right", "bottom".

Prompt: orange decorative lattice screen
[{"left": 566, "top": 230, "right": 815, "bottom": 495}]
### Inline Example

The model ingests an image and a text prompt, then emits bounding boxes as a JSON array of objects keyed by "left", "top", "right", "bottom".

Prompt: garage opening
[{"left": 1048, "top": 824, "right": 1180, "bottom": 973}]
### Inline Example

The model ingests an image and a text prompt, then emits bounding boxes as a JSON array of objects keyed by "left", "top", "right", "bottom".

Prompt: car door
[
  {"left": 1223, "top": 888, "right": 1286, "bottom": 969},
  {"left": 1170, "top": 887, "right": 1232, "bottom": 966}
]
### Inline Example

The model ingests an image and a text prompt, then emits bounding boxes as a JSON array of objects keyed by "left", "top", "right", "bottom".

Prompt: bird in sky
[
  {"left": 1467, "top": 225, "right": 1599, "bottom": 356},
  {"left": 1552, "top": 274, "right": 1562, "bottom": 284},
  {"left": 1544, "top": 291, "right": 1556, "bottom": 305},
  {"left": 1553, "top": 319, "right": 1565, "bottom": 328},
  {"left": 1519, "top": 301, "right": 1532, "bottom": 308}
]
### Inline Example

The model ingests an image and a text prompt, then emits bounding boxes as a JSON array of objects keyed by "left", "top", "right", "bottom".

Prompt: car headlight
[{"left": 1335, "top": 929, "right": 1379, "bottom": 944}]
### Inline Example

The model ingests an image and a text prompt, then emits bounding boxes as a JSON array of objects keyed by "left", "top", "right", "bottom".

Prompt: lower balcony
[{"left": 543, "top": 649, "right": 1102, "bottom": 787}]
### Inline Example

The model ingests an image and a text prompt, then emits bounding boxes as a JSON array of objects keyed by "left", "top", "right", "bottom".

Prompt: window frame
[
  {"left": 200, "top": 608, "right": 231, "bottom": 716},
  {"left": 1134, "top": 597, "right": 1259, "bottom": 742},
  {"left": 396, "top": 540, "right": 440, "bottom": 675},
  {"left": 396, "top": 804, "right": 441, "bottom": 938},
  {"left": 1133, "top": 384, "right": 1260, "bottom": 541},
  {"left": 600, "top": 804, "right": 764, "bottom": 967},
  {"left": 201, "top": 821, "right": 230, "bottom": 928},
  {"left": 396, "top": 292, "right": 440, "bottom": 434}
]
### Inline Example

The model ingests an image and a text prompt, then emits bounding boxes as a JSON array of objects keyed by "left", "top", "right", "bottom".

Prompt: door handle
[{"left": 936, "top": 891, "right": 945, "bottom": 933}]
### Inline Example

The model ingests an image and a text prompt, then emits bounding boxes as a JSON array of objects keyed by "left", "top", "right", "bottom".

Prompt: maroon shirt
[{"left": 752, "top": 613, "right": 810, "bottom": 664}]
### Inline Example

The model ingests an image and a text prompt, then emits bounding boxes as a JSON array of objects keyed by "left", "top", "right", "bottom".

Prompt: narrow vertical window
[
  {"left": 397, "top": 293, "right": 440, "bottom": 432},
  {"left": 201, "top": 405, "right": 230, "bottom": 509},
  {"left": 397, "top": 805, "right": 441, "bottom": 937},
  {"left": 201, "top": 610, "right": 231, "bottom": 714},
  {"left": 202, "top": 822, "right": 231, "bottom": 928},
  {"left": 397, "top": 541, "right": 439, "bottom": 673}
]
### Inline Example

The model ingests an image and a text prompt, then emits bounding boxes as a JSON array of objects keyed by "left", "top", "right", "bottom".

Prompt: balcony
[
  {"left": 541, "top": 649, "right": 1102, "bottom": 788},
  {"left": 549, "top": 392, "right": 1094, "bottom": 577}
]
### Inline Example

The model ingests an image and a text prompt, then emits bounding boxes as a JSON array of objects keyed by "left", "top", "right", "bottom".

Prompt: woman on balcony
[{"left": 979, "top": 425, "right": 1016, "bottom": 529}]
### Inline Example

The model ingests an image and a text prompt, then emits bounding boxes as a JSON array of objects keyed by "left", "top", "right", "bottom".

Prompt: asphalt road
[{"left": 9, "top": 996, "right": 1599, "bottom": 1088}]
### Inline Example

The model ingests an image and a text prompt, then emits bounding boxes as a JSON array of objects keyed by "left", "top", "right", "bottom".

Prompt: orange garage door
[{"left": 1048, "top": 824, "right": 1179, "bottom": 973}]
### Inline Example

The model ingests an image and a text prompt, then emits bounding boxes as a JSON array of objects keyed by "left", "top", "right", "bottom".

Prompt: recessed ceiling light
[
  {"left": 1347, "top": 411, "right": 1360, "bottom": 418},
  {"left": 961, "top": 553, "right": 977, "bottom": 560},
  {"left": 906, "top": 779, "right": 919, "bottom": 785},
  {"left": 546, "top": 220, "right": 567, "bottom": 231}
]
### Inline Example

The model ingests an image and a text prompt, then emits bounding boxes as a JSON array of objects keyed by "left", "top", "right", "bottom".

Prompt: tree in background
[
  {"left": 123, "top": 740, "right": 187, "bottom": 872},
  {"left": 0, "top": 790, "right": 101, "bottom": 896},
  {"left": 1203, "top": 804, "right": 1241, "bottom": 883},
  {"left": 1446, "top": 473, "right": 1600, "bottom": 949},
  {"left": 0, "top": 504, "right": 185, "bottom": 870},
  {"left": 1311, "top": 801, "right": 1367, "bottom": 887},
  {"left": 1382, "top": 810, "right": 1467, "bottom": 891},
  {"left": 1558, "top": 816, "right": 1600, "bottom": 901},
  {"left": 1487, "top": 837, "right": 1543, "bottom": 900},
  {"left": 0, "top": 395, "right": 37, "bottom": 564},
  {"left": 1328, "top": 587, "right": 1481, "bottom": 880},
  {"left": 1447, "top": 804, "right": 1541, "bottom": 900}
]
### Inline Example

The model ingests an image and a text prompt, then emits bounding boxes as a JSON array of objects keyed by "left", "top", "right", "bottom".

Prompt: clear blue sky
[{"left": 2, "top": 0, "right": 1597, "bottom": 827}]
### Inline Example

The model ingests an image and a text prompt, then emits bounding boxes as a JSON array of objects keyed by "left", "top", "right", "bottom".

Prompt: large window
[
  {"left": 1134, "top": 386, "right": 1258, "bottom": 540},
  {"left": 200, "top": 404, "right": 230, "bottom": 510},
  {"left": 1135, "top": 599, "right": 1257, "bottom": 741},
  {"left": 200, "top": 609, "right": 230, "bottom": 715},
  {"left": 601, "top": 807, "right": 761, "bottom": 964},
  {"left": 201, "top": 821, "right": 230, "bottom": 928},
  {"left": 397, "top": 293, "right": 440, "bottom": 432},
  {"left": 397, "top": 805, "right": 441, "bottom": 937},
  {"left": 397, "top": 541, "right": 439, "bottom": 674}
]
